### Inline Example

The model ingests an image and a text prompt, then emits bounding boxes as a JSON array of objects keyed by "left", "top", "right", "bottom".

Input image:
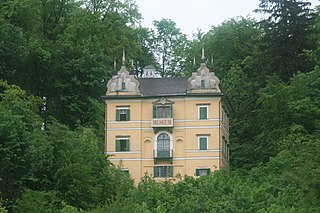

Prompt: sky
[{"left": 136, "top": 0, "right": 319, "bottom": 37}]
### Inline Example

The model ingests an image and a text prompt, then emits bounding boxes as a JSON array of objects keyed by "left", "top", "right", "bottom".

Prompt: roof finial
[
  {"left": 131, "top": 60, "right": 135, "bottom": 75},
  {"left": 201, "top": 47, "right": 205, "bottom": 63},
  {"left": 193, "top": 55, "right": 196, "bottom": 72},
  {"left": 113, "top": 57, "right": 117, "bottom": 75},
  {"left": 122, "top": 48, "right": 125, "bottom": 66}
]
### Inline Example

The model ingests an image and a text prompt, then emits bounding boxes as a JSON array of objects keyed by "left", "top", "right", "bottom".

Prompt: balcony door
[{"left": 157, "top": 133, "right": 170, "bottom": 157}]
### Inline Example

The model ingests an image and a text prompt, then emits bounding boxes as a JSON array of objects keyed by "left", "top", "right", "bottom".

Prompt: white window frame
[
  {"left": 116, "top": 137, "right": 130, "bottom": 152},
  {"left": 198, "top": 105, "right": 208, "bottom": 120},
  {"left": 198, "top": 136, "right": 208, "bottom": 150},
  {"left": 154, "top": 131, "right": 173, "bottom": 150},
  {"left": 116, "top": 106, "right": 130, "bottom": 121}
]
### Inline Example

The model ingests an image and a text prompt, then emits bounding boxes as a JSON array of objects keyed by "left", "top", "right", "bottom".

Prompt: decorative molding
[
  {"left": 152, "top": 97, "right": 175, "bottom": 105},
  {"left": 187, "top": 56, "right": 221, "bottom": 93},
  {"left": 106, "top": 65, "right": 141, "bottom": 95}
]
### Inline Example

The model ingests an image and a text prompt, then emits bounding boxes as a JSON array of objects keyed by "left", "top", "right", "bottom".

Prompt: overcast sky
[{"left": 136, "top": 0, "right": 319, "bottom": 37}]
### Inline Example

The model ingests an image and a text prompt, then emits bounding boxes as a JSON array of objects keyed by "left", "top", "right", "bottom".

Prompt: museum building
[{"left": 102, "top": 50, "right": 230, "bottom": 183}]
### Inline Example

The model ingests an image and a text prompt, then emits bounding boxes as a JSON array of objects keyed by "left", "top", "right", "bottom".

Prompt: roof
[{"left": 138, "top": 77, "right": 189, "bottom": 97}]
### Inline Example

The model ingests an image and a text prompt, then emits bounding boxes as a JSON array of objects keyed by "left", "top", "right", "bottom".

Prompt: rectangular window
[
  {"left": 198, "top": 105, "right": 208, "bottom": 120},
  {"left": 120, "top": 169, "right": 129, "bottom": 175},
  {"left": 196, "top": 168, "right": 211, "bottom": 176},
  {"left": 201, "top": 79, "right": 205, "bottom": 89},
  {"left": 198, "top": 136, "right": 208, "bottom": 150},
  {"left": 154, "top": 166, "right": 173, "bottom": 178},
  {"left": 121, "top": 82, "right": 126, "bottom": 90},
  {"left": 153, "top": 105, "right": 172, "bottom": 118},
  {"left": 116, "top": 107, "right": 130, "bottom": 121},
  {"left": 116, "top": 138, "right": 130, "bottom": 152}
]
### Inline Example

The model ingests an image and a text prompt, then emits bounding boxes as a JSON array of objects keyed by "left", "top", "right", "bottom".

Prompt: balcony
[
  {"left": 151, "top": 118, "right": 174, "bottom": 127},
  {"left": 153, "top": 149, "right": 173, "bottom": 164}
]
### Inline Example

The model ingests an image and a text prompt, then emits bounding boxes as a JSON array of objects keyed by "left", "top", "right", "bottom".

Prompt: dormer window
[
  {"left": 201, "top": 79, "right": 205, "bottom": 89},
  {"left": 121, "top": 82, "right": 126, "bottom": 90}
]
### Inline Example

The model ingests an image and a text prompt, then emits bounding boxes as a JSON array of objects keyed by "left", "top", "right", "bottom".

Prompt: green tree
[
  {"left": 152, "top": 18, "right": 188, "bottom": 77},
  {"left": 256, "top": 0, "right": 316, "bottom": 81}
]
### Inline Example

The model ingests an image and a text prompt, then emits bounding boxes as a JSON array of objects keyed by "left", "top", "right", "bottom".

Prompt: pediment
[{"left": 152, "top": 97, "right": 175, "bottom": 105}]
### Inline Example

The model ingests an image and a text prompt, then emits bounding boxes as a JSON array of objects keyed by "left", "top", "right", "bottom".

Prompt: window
[
  {"left": 121, "top": 169, "right": 129, "bottom": 175},
  {"left": 198, "top": 136, "right": 208, "bottom": 150},
  {"left": 198, "top": 105, "right": 208, "bottom": 119},
  {"left": 153, "top": 105, "right": 172, "bottom": 118},
  {"left": 156, "top": 133, "right": 171, "bottom": 157},
  {"left": 116, "top": 138, "right": 130, "bottom": 152},
  {"left": 201, "top": 79, "right": 205, "bottom": 89},
  {"left": 121, "top": 82, "right": 126, "bottom": 90},
  {"left": 116, "top": 107, "right": 130, "bottom": 121},
  {"left": 196, "top": 168, "right": 210, "bottom": 176},
  {"left": 154, "top": 166, "right": 173, "bottom": 178}
]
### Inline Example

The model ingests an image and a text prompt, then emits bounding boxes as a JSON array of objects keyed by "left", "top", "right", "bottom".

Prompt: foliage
[
  {"left": 152, "top": 18, "right": 188, "bottom": 77},
  {"left": 255, "top": 0, "right": 316, "bottom": 81},
  {"left": 1, "top": 0, "right": 320, "bottom": 212}
]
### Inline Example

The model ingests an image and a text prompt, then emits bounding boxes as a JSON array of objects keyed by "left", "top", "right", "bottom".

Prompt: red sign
[{"left": 151, "top": 118, "right": 173, "bottom": 127}]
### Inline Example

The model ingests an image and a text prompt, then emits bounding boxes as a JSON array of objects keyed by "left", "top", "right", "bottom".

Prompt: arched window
[{"left": 157, "top": 133, "right": 170, "bottom": 151}]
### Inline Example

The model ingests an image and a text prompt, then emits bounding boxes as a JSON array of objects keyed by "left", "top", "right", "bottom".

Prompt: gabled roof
[{"left": 138, "top": 77, "right": 189, "bottom": 97}]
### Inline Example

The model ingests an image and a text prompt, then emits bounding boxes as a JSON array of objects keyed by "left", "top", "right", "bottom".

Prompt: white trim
[
  {"left": 175, "top": 156, "right": 221, "bottom": 160},
  {"left": 106, "top": 151, "right": 141, "bottom": 154},
  {"left": 116, "top": 137, "right": 130, "bottom": 140},
  {"left": 108, "top": 156, "right": 221, "bottom": 161},
  {"left": 175, "top": 126, "right": 219, "bottom": 130},
  {"left": 106, "top": 126, "right": 219, "bottom": 131},
  {"left": 107, "top": 119, "right": 220, "bottom": 124},
  {"left": 174, "top": 118, "right": 220, "bottom": 122},
  {"left": 116, "top": 107, "right": 130, "bottom": 110},
  {"left": 106, "top": 120, "right": 150, "bottom": 124},
  {"left": 106, "top": 99, "right": 142, "bottom": 103},
  {"left": 105, "top": 97, "right": 221, "bottom": 103},
  {"left": 198, "top": 105, "right": 208, "bottom": 120},
  {"left": 185, "top": 97, "right": 220, "bottom": 101},
  {"left": 106, "top": 127, "right": 152, "bottom": 131},
  {"left": 110, "top": 158, "right": 153, "bottom": 161},
  {"left": 198, "top": 136, "right": 208, "bottom": 150},
  {"left": 186, "top": 149, "right": 221, "bottom": 153},
  {"left": 154, "top": 131, "right": 173, "bottom": 150}
]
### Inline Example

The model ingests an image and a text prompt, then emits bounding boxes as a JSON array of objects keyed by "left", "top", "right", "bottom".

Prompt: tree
[
  {"left": 256, "top": 0, "right": 316, "bottom": 81},
  {"left": 152, "top": 19, "right": 188, "bottom": 77}
]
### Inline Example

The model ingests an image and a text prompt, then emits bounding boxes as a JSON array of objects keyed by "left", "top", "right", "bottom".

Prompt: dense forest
[{"left": 1, "top": 0, "right": 320, "bottom": 212}]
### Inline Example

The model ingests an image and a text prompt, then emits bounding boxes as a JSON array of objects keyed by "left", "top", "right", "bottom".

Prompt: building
[{"left": 102, "top": 50, "right": 230, "bottom": 184}]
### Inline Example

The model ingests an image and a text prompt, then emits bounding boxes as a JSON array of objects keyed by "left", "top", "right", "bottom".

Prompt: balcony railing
[
  {"left": 154, "top": 149, "right": 173, "bottom": 158},
  {"left": 153, "top": 149, "right": 173, "bottom": 164},
  {"left": 151, "top": 118, "right": 174, "bottom": 127}
]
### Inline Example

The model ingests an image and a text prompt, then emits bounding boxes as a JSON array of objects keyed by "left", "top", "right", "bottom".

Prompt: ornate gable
[
  {"left": 187, "top": 48, "right": 221, "bottom": 93},
  {"left": 106, "top": 50, "right": 140, "bottom": 96},
  {"left": 152, "top": 97, "right": 175, "bottom": 105}
]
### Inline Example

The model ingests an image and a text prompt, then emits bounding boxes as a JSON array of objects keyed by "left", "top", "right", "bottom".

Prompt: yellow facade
[{"left": 103, "top": 54, "right": 230, "bottom": 184}]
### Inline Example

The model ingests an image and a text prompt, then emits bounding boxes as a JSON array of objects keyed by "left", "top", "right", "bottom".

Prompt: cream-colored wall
[{"left": 105, "top": 96, "right": 229, "bottom": 184}]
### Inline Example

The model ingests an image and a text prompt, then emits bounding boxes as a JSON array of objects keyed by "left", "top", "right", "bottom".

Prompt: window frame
[
  {"left": 121, "top": 82, "right": 126, "bottom": 90},
  {"left": 153, "top": 105, "right": 172, "bottom": 118},
  {"left": 115, "top": 137, "right": 130, "bottom": 152},
  {"left": 195, "top": 168, "right": 211, "bottom": 176},
  {"left": 116, "top": 107, "right": 130, "bottom": 121},
  {"left": 198, "top": 136, "right": 208, "bottom": 150},
  {"left": 154, "top": 165, "right": 173, "bottom": 178},
  {"left": 198, "top": 105, "right": 208, "bottom": 120}
]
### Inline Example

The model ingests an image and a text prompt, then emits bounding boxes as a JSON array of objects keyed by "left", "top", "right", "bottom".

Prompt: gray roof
[{"left": 138, "top": 77, "right": 189, "bottom": 97}]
